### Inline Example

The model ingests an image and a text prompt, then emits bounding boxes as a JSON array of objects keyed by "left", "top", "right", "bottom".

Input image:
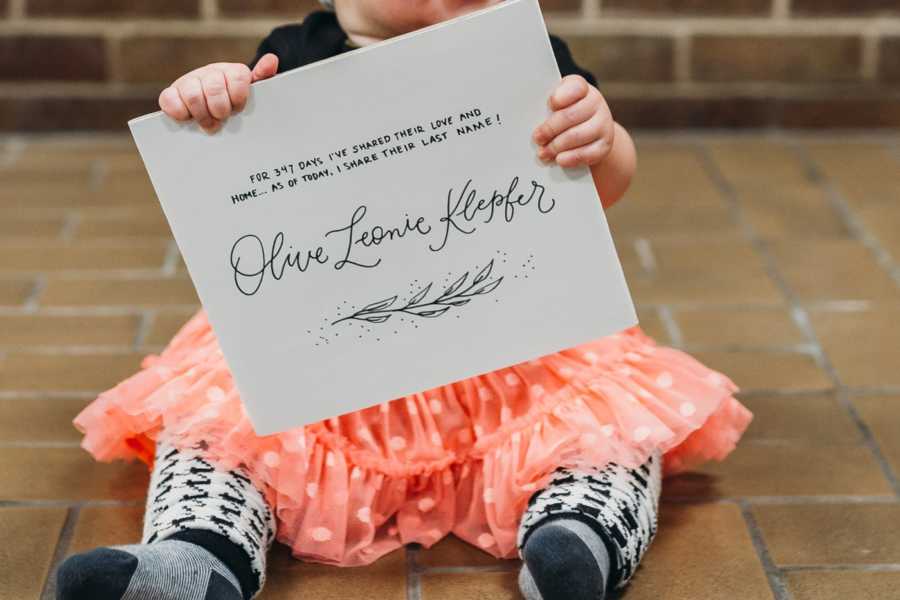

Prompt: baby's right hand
[{"left": 158, "top": 53, "right": 279, "bottom": 133}]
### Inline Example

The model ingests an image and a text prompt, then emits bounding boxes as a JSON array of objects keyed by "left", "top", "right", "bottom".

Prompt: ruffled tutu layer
[{"left": 75, "top": 311, "right": 751, "bottom": 566}]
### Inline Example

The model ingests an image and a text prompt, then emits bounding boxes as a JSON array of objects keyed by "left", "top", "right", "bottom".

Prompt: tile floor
[{"left": 0, "top": 133, "right": 898, "bottom": 599}]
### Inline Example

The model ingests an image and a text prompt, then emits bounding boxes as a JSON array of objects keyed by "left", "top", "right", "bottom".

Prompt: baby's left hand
[{"left": 534, "top": 75, "right": 615, "bottom": 168}]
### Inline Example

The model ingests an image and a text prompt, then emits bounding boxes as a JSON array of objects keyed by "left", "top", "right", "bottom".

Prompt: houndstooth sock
[
  {"left": 57, "top": 438, "right": 276, "bottom": 600},
  {"left": 517, "top": 451, "right": 662, "bottom": 599},
  {"left": 56, "top": 539, "right": 243, "bottom": 600}
]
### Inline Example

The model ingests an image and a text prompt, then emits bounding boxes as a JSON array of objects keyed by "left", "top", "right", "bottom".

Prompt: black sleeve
[
  {"left": 249, "top": 12, "right": 347, "bottom": 74},
  {"left": 549, "top": 34, "right": 597, "bottom": 86}
]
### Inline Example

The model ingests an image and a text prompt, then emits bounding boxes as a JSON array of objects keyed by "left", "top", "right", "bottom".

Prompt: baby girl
[{"left": 56, "top": 1, "right": 752, "bottom": 599}]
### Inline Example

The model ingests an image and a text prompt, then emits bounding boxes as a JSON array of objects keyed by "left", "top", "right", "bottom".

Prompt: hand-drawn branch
[{"left": 332, "top": 259, "right": 503, "bottom": 326}]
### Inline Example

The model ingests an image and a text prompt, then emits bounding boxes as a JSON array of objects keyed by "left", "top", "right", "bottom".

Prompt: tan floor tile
[
  {"left": 0, "top": 314, "right": 140, "bottom": 346},
  {"left": 628, "top": 239, "right": 783, "bottom": 305},
  {"left": 420, "top": 571, "right": 521, "bottom": 600},
  {"left": 710, "top": 141, "right": 809, "bottom": 187},
  {"left": 693, "top": 350, "right": 832, "bottom": 392},
  {"left": 635, "top": 308, "right": 669, "bottom": 344},
  {"left": 0, "top": 278, "right": 34, "bottom": 305},
  {"left": 770, "top": 240, "right": 898, "bottom": 301},
  {"left": 854, "top": 395, "right": 900, "bottom": 475},
  {"left": 811, "top": 309, "right": 900, "bottom": 387},
  {"left": 805, "top": 142, "right": 900, "bottom": 209},
  {"left": 664, "top": 444, "right": 892, "bottom": 498},
  {"left": 786, "top": 570, "right": 900, "bottom": 600},
  {"left": 40, "top": 277, "right": 199, "bottom": 307},
  {"left": 75, "top": 212, "right": 172, "bottom": 240},
  {"left": 675, "top": 307, "right": 805, "bottom": 347},
  {"left": 625, "top": 503, "right": 771, "bottom": 600},
  {"left": 0, "top": 507, "right": 67, "bottom": 600},
  {"left": 0, "top": 352, "right": 144, "bottom": 392},
  {"left": 859, "top": 203, "right": 900, "bottom": 262},
  {"left": 0, "top": 447, "right": 148, "bottom": 500},
  {"left": 737, "top": 182, "right": 850, "bottom": 239},
  {"left": 754, "top": 503, "right": 900, "bottom": 565},
  {"left": 260, "top": 543, "right": 407, "bottom": 599},
  {"left": 418, "top": 535, "right": 506, "bottom": 568},
  {"left": 0, "top": 397, "right": 87, "bottom": 443},
  {"left": 0, "top": 216, "right": 65, "bottom": 239},
  {"left": 629, "top": 143, "right": 725, "bottom": 207},
  {"left": 0, "top": 242, "right": 168, "bottom": 272},
  {"left": 0, "top": 179, "right": 154, "bottom": 210},
  {"left": 607, "top": 201, "right": 736, "bottom": 239},
  {"left": 739, "top": 394, "right": 861, "bottom": 446},
  {"left": 144, "top": 311, "right": 195, "bottom": 347},
  {"left": 68, "top": 505, "right": 145, "bottom": 554}
]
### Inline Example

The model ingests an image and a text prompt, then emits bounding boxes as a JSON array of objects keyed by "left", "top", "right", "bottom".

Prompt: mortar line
[
  {"left": 134, "top": 310, "right": 156, "bottom": 350},
  {"left": 0, "top": 499, "right": 144, "bottom": 508},
  {"left": 781, "top": 564, "right": 900, "bottom": 573},
  {"left": 39, "top": 506, "right": 79, "bottom": 600},
  {"left": 739, "top": 500, "right": 793, "bottom": 600}
]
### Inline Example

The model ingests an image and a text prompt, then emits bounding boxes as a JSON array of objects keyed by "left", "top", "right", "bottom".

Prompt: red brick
[
  {"left": 879, "top": 37, "right": 900, "bottom": 83},
  {"left": 27, "top": 0, "right": 199, "bottom": 18},
  {"left": 610, "top": 95, "right": 773, "bottom": 129},
  {"left": 692, "top": 35, "right": 862, "bottom": 83},
  {"left": 0, "top": 35, "right": 106, "bottom": 81},
  {"left": 793, "top": 0, "right": 900, "bottom": 15},
  {"left": 604, "top": 0, "right": 770, "bottom": 15},
  {"left": 780, "top": 96, "right": 900, "bottom": 129},
  {"left": 0, "top": 94, "right": 157, "bottom": 132},
  {"left": 118, "top": 36, "right": 262, "bottom": 84},
  {"left": 566, "top": 35, "right": 675, "bottom": 82},
  {"left": 218, "top": 0, "right": 320, "bottom": 17}
]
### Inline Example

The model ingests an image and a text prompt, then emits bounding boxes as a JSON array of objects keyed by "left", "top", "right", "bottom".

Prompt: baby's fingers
[
  {"left": 533, "top": 89, "right": 598, "bottom": 146},
  {"left": 178, "top": 77, "right": 218, "bottom": 133},
  {"left": 201, "top": 70, "right": 232, "bottom": 122},
  {"left": 541, "top": 113, "right": 609, "bottom": 160},
  {"left": 549, "top": 75, "right": 589, "bottom": 111},
  {"left": 158, "top": 86, "right": 191, "bottom": 121},
  {"left": 555, "top": 139, "right": 612, "bottom": 168},
  {"left": 223, "top": 64, "right": 252, "bottom": 113}
]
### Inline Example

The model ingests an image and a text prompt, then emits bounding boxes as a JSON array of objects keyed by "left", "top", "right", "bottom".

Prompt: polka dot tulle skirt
[{"left": 75, "top": 310, "right": 752, "bottom": 566}]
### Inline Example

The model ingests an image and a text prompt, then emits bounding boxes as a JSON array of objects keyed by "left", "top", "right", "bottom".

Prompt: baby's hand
[
  {"left": 158, "top": 53, "right": 279, "bottom": 134},
  {"left": 533, "top": 75, "right": 615, "bottom": 168}
]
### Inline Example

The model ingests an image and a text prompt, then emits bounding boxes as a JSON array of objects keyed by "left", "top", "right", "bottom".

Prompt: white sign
[{"left": 129, "top": 0, "right": 637, "bottom": 435}]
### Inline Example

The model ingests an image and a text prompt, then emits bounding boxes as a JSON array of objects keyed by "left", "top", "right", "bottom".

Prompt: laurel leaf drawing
[
  {"left": 472, "top": 259, "right": 494, "bottom": 285},
  {"left": 406, "top": 283, "right": 433, "bottom": 307},
  {"left": 471, "top": 277, "right": 503, "bottom": 296},
  {"left": 362, "top": 314, "right": 392, "bottom": 324},
  {"left": 361, "top": 295, "right": 397, "bottom": 313},
  {"left": 405, "top": 306, "right": 452, "bottom": 318},
  {"left": 440, "top": 272, "right": 468, "bottom": 299}
]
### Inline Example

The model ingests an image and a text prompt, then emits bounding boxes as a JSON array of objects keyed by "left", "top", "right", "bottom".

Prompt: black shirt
[{"left": 250, "top": 11, "right": 596, "bottom": 86}]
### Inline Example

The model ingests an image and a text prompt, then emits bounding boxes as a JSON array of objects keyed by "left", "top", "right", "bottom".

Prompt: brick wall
[{"left": 1, "top": 0, "right": 898, "bottom": 130}]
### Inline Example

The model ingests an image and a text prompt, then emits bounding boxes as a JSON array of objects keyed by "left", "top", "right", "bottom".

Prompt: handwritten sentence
[
  {"left": 229, "top": 175, "right": 555, "bottom": 296},
  {"left": 230, "top": 108, "right": 501, "bottom": 205}
]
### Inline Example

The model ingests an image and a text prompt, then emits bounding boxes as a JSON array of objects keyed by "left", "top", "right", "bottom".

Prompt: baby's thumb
[{"left": 251, "top": 53, "right": 279, "bottom": 83}]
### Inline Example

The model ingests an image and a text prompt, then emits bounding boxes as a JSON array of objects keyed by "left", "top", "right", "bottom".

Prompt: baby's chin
[{"left": 373, "top": 0, "right": 503, "bottom": 33}]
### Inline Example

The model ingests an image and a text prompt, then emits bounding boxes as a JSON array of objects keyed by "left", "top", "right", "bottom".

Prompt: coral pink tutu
[{"left": 75, "top": 311, "right": 751, "bottom": 566}]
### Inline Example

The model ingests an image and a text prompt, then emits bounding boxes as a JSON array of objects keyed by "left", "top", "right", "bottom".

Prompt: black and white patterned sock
[
  {"left": 519, "top": 518, "right": 612, "bottom": 600},
  {"left": 57, "top": 438, "right": 276, "bottom": 600},
  {"left": 56, "top": 539, "right": 243, "bottom": 600},
  {"left": 517, "top": 451, "right": 662, "bottom": 598}
]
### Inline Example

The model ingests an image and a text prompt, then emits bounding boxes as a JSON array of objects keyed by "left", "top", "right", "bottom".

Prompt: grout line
[
  {"left": 134, "top": 310, "right": 155, "bottom": 349},
  {"left": 23, "top": 275, "right": 47, "bottom": 314},
  {"left": 738, "top": 500, "right": 794, "bottom": 600},
  {"left": 161, "top": 240, "right": 181, "bottom": 276},
  {"left": 834, "top": 388, "right": 900, "bottom": 498},
  {"left": 656, "top": 305, "right": 684, "bottom": 348},
  {"left": 406, "top": 545, "right": 422, "bottom": 600},
  {"left": 772, "top": 0, "right": 790, "bottom": 19},
  {"left": 0, "top": 441, "right": 83, "bottom": 449},
  {"left": 39, "top": 506, "right": 80, "bottom": 600},
  {"left": 792, "top": 142, "right": 900, "bottom": 287},
  {"left": 633, "top": 237, "right": 657, "bottom": 274},
  {"left": 0, "top": 499, "right": 144, "bottom": 508},
  {"left": 59, "top": 212, "right": 81, "bottom": 243},
  {"left": 781, "top": 564, "right": 900, "bottom": 573},
  {"left": 662, "top": 495, "right": 899, "bottom": 505}
]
